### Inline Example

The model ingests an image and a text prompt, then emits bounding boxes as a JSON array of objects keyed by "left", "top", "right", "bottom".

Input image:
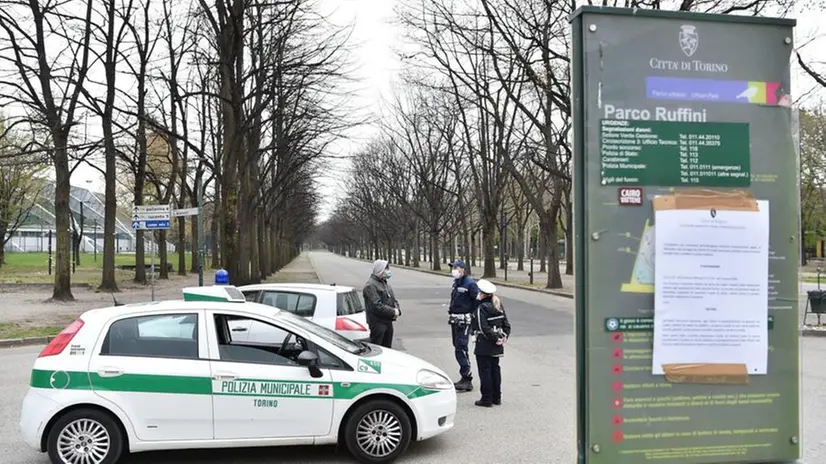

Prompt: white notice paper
[{"left": 652, "top": 200, "right": 769, "bottom": 375}]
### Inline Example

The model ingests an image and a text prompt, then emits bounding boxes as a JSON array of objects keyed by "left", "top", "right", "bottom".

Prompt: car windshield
[{"left": 273, "top": 309, "right": 366, "bottom": 355}]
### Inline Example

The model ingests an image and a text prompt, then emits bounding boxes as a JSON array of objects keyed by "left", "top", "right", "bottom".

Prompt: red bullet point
[
  {"left": 612, "top": 430, "right": 624, "bottom": 443},
  {"left": 611, "top": 333, "right": 623, "bottom": 343},
  {"left": 611, "top": 381, "right": 623, "bottom": 393},
  {"left": 612, "top": 348, "right": 623, "bottom": 359},
  {"left": 612, "top": 414, "right": 624, "bottom": 426},
  {"left": 612, "top": 397, "right": 623, "bottom": 409},
  {"left": 612, "top": 364, "right": 623, "bottom": 375}
]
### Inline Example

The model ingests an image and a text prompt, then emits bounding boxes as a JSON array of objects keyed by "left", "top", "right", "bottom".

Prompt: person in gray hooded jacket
[{"left": 362, "top": 259, "right": 401, "bottom": 348}]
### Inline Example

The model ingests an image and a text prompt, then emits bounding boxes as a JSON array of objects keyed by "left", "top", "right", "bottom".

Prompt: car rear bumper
[
  {"left": 412, "top": 389, "right": 456, "bottom": 441},
  {"left": 20, "top": 388, "right": 63, "bottom": 451}
]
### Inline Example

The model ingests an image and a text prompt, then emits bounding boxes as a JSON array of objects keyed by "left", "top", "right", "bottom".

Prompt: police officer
[
  {"left": 472, "top": 279, "right": 511, "bottom": 407},
  {"left": 447, "top": 259, "right": 478, "bottom": 391}
]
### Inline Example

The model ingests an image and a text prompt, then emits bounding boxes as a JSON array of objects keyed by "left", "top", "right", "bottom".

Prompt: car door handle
[
  {"left": 98, "top": 367, "right": 123, "bottom": 377},
  {"left": 213, "top": 373, "right": 237, "bottom": 381},
  {"left": 231, "top": 327, "right": 247, "bottom": 332}
]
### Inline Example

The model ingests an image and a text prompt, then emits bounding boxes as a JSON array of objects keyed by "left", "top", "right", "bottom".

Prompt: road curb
[
  {"left": 802, "top": 328, "right": 826, "bottom": 337},
  {"left": 340, "top": 254, "right": 574, "bottom": 299},
  {"left": 306, "top": 253, "right": 325, "bottom": 285},
  {"left": 0, "top": 336, "right": 55, "bottom": 348},
  {"left": 0, "top": 282, "right": 93, "bottom": 290}
]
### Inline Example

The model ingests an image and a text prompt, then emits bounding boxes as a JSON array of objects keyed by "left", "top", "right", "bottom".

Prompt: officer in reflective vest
[{"left": 447, "top": 259, "right": 479, "bottom": 391}]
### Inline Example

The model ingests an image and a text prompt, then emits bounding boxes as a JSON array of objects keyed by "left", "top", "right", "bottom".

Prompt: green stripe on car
[{"left": 30, "top": 370, "right": 438, "bottom": 400}]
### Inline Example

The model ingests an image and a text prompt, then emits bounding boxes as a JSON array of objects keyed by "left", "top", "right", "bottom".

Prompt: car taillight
[
  {"left": 336, "top": 317, "right": 367, "bottom": 331},
  {"left": 39, "top": 319, "right": 84, "bottom": 358}
]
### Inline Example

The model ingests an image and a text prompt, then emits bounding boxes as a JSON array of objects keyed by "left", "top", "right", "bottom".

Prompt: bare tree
[
  {"left": 0, "top": 124, "right": 48, "bottom": 266},
  {"left": 0, "top": 0, "right": 95, "bottom": 300}
]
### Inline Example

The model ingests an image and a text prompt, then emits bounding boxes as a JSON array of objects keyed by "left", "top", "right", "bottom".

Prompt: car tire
[
  {"left": 46, "top": 408, "right": 125, "bottom": 464},
  {"left": 344, "top": 399, "right": 412, "bottom": 463}
]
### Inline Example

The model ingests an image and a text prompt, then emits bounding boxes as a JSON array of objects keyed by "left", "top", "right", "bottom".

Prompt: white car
[
  {"left": 19, "top": 285, "right": 456, "bottom": 464},
  {"left": 236, "top": 283, "right": 371, "bottom": 341}
]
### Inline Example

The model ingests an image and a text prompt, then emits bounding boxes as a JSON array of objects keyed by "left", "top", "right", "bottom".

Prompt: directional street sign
[
  {"left": 172, "top": 207, "right": 199, "bottom": 218},
  {"left": 132, "top": 204, "right": 171, "bottom": 230},
  {"left": 131, "top": 220, "right": 171, "bottom": 229}
]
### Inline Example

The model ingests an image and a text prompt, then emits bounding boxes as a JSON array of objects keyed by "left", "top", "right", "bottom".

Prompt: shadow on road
[{"left": 121, "top": 437, "right": 450, "bottom": 463}]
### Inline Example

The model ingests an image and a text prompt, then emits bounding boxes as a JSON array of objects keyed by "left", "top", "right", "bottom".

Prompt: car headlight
[{"left": 417, "top": 369, "right": 453, "bottom": 390}]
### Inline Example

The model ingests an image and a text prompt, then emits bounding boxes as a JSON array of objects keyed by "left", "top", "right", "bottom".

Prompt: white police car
[
  {"left": 235, "top": 283, "right": 371, "bottom": 342},
  {"left": 19, "top": 286, "right": 456, "bottom": 464}
]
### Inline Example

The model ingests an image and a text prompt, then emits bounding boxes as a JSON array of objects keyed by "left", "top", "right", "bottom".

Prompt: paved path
[
  {"left": 341, "top": 254, "right": 574, "bottom": 296},
  {"left": 2, "top": 251, "right": 825, "bottom": 463}
]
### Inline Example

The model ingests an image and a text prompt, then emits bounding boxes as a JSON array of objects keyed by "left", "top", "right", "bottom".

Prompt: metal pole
[
  {"left": 151, "top": 231, "right": 156, "bottom": 301},
  {"left": 48, "top": 230, "right": 52, "bottom": 275},
  {"left": 197, "top": 173, "right": 205, "bottom": 286},
  {"left": 78, "top": 202, "right": 84, "bottom": 266},
  {"left": 530, "top": 254, "right": 534, "bottom": 285},
  {"left": 94, "top": 220, "right": 97, "bottom": 262}
]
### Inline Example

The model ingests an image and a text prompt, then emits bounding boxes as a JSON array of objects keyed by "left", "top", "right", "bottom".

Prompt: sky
[{"left": 14, "top": 1, "right": 826, "bottom": 223}]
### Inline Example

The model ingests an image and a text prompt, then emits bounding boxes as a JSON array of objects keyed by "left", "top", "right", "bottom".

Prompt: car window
[
  {"left": 261, "top": 291, "right": 316, "bottom": 317},
  {"left": 337, "top": 290, "right": 365, "bottom": 316},
  {"left": 102, "top": 313, "right": 199, "bottom": 359},
  {"left": 242, "top": 290, "right": 260, "bottom": 302},
  {"left": 272, "top": 310, "right": 364, "bottom": 355},
  {"left": 213, "top": 314, "right": 309, "bottom": 366},
  {"left": 316, "top": 347, "right": 344, "bottom": 369}
]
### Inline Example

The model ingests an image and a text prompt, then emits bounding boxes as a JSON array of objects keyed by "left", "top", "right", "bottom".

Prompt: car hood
[{"left": 357, "top": 344, "right": 450, "bottom": 380}]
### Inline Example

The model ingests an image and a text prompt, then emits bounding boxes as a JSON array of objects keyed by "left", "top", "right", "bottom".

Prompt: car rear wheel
[
  {"left": 46, "top": 408, "right": 124, "bottom": 464},
  {"left": 344, "top": 399, "right": 412, "bottom": 463}
]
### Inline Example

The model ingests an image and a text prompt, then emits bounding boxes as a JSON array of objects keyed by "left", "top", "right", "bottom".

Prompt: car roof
[
  {"left": 237, "top": 283, "right": 355, "bottom": 293},
  {"left": 77, "top": 299, "right": 283, "bottom": 322}
]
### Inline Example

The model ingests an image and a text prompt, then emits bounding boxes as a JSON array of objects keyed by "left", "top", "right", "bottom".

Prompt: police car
[
  {"left": 235, "top": 283, "right": 370, "bottom": 341},
  {"left": 19, "top": 286, "right": 457, "bottom": 464}
]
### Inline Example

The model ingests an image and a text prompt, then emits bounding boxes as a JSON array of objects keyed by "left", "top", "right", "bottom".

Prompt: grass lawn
[
  {"left": 0, "top": 252, "right": 195, "bottom": 285},
  {"left": 0, "top": 322, "right": 63, "bottom": 339}
]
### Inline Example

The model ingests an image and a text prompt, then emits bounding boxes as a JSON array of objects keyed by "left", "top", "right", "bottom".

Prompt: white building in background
[{"left": 3, "top": 182, "right": 174, "bottom": 254}]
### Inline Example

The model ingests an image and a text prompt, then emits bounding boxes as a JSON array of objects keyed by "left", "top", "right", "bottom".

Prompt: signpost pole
[
  {"left": 131, "top": 203, "right": 171, "bottom": 301},
  {"left": 150, "top": 233, "right": 156, "bottom": 301}
]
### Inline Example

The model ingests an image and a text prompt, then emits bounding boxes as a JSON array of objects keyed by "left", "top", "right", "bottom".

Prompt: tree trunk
[
  {"left": 51, "top": 132, "right": 74, "bottom": 301},
  {"left": 540, "top": 212, "right": 563, "bottom": 289},
  {"left": 99, "top": 119, "right": 119, "bottom": 291},
  {"left": 211, "top": 187, "right": 221, "bottom": 269},
  {"left": 482, "top": 217, "right": 497, "bottom": 278},
  {"left": 470, "top": 230, "right": 477, "bottom": 268},
  {"left": 260, "top": 218, "right": 270, "bottom": 278},
  {"left": 565, "top": 200, "right": 573, "bottom": 275},
  {"left": 177, "top": 213, "right": 187, "bottom": 276},
  {"left": 158, "top": 230, "right": 169, "bottom": 279},
  {"left": 0, "top": 229, "right": 6, "bottom": 267},
  {"left": 537, "top": 230, "right": 549, "bottom": 272},
  {"left": 430, "top": 229, "right": 441, "bottom": 271},
  {"left": 517, "top": 218, "right": 526, "bottom": 271},
  {"left": 413, "top": 224, "right": 420, "bottom": 267},
  {"left": 190, "top": 215, "right": 199, "bottom": 273}
]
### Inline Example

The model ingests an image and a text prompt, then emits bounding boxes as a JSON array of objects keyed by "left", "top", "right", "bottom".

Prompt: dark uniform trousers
[
  {"left": 476, "top": 355, "right": 502, "bottom": 404},
  {"left": 369, "top": 321, "right": 394, "bottom": 348},
  {"left": 450, "top": 318, "right": 472, "bottom": 381}
]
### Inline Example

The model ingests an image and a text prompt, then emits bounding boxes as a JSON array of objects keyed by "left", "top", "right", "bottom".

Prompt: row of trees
[
  {"left": 315, "top": 0, "right": 824, "bottom": 289},
  {"left": 0, "top": 0, "right": 357, "bottom": 299}
]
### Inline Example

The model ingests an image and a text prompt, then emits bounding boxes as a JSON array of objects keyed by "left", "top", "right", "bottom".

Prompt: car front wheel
[
  {"left": 344, "top": 399, "right": 412, "bottom": 463},
  {"left": 46, "top": 408, "right": 124, "bottom": 464}
]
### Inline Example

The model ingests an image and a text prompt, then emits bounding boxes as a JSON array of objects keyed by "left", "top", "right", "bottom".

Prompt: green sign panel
[
  {"left": 571, "top": 7, "right": 799, "bottom": 464},
  {"left": 600, "top": 120, "right": 751, "bottom": 186}
]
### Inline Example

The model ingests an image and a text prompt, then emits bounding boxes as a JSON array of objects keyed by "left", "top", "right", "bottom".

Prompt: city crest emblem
[{"left": 678, "top": 24, "right": 698, "bottom": 57}]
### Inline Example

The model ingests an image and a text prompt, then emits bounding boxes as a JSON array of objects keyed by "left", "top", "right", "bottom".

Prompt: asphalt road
[{"left": 1, "top": 251, "right": 824, "bottom": 463}]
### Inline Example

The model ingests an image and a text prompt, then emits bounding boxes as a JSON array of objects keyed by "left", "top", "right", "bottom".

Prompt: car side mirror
[{"left": 297, "top": 350, "right": 323, "bottom": 378}]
